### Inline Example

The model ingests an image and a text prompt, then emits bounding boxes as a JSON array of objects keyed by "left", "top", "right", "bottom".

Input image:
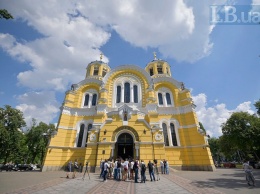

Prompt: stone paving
[{"left": 0, "top": 168, "right": 259, "bottom": 194}]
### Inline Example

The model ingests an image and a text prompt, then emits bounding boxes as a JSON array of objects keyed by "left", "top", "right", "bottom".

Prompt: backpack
[{"left": 141, "top": 163, "right": 146, "bottom": 171}]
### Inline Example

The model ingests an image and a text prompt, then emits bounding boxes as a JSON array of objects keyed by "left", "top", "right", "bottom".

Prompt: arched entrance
[{"left": 116, "top": 133, "right": 134, "bottom": 160}]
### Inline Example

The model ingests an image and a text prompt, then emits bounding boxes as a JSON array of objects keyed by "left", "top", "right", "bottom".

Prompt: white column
[
  {"left": 121, "top": 86, "right": 124, "bottom": 103},
  {"left": 168, "top": 124, "right": 173, "bottom": 146},
  {"left": 163, "top": 93, "right": 167, "bottom": 106},
  {"left": 88, "top": 94, "right": 93, "bottom": 108},
  {"left": 111, "top": 143, "right": 115, "bottom": 158},
  {"left": 135, "top": 144, "right": 139, "bottom": 159},
  {"left": 130, "top": 86, "right": 134, "bottom": 102}
]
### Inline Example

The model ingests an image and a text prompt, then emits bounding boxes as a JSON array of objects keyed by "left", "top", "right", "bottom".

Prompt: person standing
[
  {"left": 160, "top": 160, "right": 164, "bottom": 174},
  {"left": 243, "top": 160, "right": 255, "bottom": 186},
  {"left": 154, "top": 159, "right": 160, "bottom": 181},
  {"left": 140, "top": 160, "right": 146, "bottom": 183},
  {"left": 133, "top": 159, "right": 139, "bottom": 183},
  {"left": 163, "top": 159, "right": 167, "bottom": 174},
  {"left": 72, "top": 159, "right": 79, "bottom": 178},
  {"left": 100, "top": 159, "right": 104, "bottom": 178},
  {"left": 130, "top": 159, "right": 134, "bottom": 180},
  {"left": 148, "top": 161, "right": 155, "bottom": 181},
  {"left": 103, "top": 159, "right": 109, "bottom": 182},
  {"left": 66, "top": 161, "right": 72, "bottom": 178},
  {"left": 124, "top": 158, "right": 129, "bottom": 181},
  {"left": 117, "top": 159, "right": 122, "bottom": 181},
  {"left": 165, "top": 160, "right": 169, "bottom": 174},
  {"left": 114, "top": 159, "right": 118, "bottom": 180},
  {"left": 108, "top": 159, "right": 113, "bottom": 179}
]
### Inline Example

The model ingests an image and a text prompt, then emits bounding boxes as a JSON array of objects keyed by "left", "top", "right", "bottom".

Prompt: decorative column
[
  {"left": 162, "top": 93, "right": 167, "bottom": 106},
  {"left": 130, "top": 86, "right": 134, "bottom": 102},
  {"left": 167, "top": 124, "right": 173, "bottom": 146},
  {"left": 121, "top": 86, "right": 124, "bottom": 103},
  {"left": 111, "top": 143, "right": 115, "bottom": 158},
  {"left": 88, "top": 94, "right": 93, "bottom": 108},
  {"left": 98, "top": 66, "right": 103, "bottom": 76},
  {"left": 135, "top": 143, "right": 139, "bottom": 159}
]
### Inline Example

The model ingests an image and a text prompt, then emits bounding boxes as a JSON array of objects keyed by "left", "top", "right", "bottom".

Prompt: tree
[
  {"left": 0, "top": 105, "right": 26, "bottom": 163},
  {"left": 0, "top": 9, "right": 13, "bottom": 19},
  {"left": 208, "top": 137, "right": 221, "bottom": 162},
  {"left": 221, "top": 111, "right": 260, "bottom": 160},
  {"left": 26, "top": 119, "right": 56, "bottom": 164},
  {"left": 254, "top": 99, "right": 260, "bottom": 116}
]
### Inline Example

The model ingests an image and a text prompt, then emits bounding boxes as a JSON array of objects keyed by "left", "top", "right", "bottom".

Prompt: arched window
[
  {"left": 116, "top": 85, "right": 121, "bottom": 103},
  {"left": 77, "top": 124, "right": 85, "bottom": 147},
  {"left": 134, "top": 85, "right": 138, "bottom": 103},
  {"left": 158, "top": 93, "right": 163, "bottom": 105},
  {"left": 85, "top": 124, "right": 92, "bottom": 147},
  {"left": 166, "top": 93, "right": 172, "bottom": 105},
  {"left": 170, "top": 123, "right": 177, "bottom": 146},
  {"left": 124, "top": 82, "right": 130, "bottom": 103},
  {"left": 102, "top": 68, "right": 107, "bottom": 77},
  {"left": 92, "top": 94, "right": 97, "bottom": 106},
  {"left": 162, "top": 123, "right": 169, "bottom": 146},
  {"left": 157, "top": 64, "right": 163, "bottom": 74},
  {"left": 93, "top": 66, "right": 99, "bottom": 75},
  {"left": 150, "top": 68, "right": 154, "bottom": 76},
  {"left": 84, "top": 94, "right": 89, "bottom": 106}
]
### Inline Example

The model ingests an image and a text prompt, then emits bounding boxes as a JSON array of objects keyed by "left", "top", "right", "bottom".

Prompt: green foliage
[
  {"left": 0, "top": 105, "right": 26, "bottom": 163},
  {"left": 220, "top": 110, "right": 260, "bottom": 161},
  {"left": 0, "top": 105, "right": 56, "bottom": 164},
  {"left": 25, "top": 120, "right": 56, "bottom": 164},
  {"left": 208, "top": 138, "right": 220, "bottom": 158},
  {"left": 0, "top": 9, "right": 13, "bottom": 19},
  {"left": 254, "top": 99, "right": 260, "bottom": 116}
]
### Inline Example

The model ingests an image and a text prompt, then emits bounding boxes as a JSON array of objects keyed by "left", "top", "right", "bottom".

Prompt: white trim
[
  {"left": 159, "top": 119, "right": 181, "bottom": 147},
  {"left": 48, "top": 146, "right": 86, "bottom": 149},
  {"left": 81, "top": 89, "right": 98, "bottom": 108},
  {"left": 114, "top": 129, "right": 137, "bottom": 142},
  {"left": 103, "top": 65, "right": 152, "bottom": 86},
  {"left": 112, "top": 74, "right": 142, "bottom": 108},
  {"left": 179, "top": 124, "right": 198, "bottom": 129},
  {"left": 156, "top": 87, "right": 174, "bottom": 107},
  {"left": 75, "top": 120, "right": 93, "bottom": 148},
  {"left": 58, "top": 126, "right": 76, "bottom": 130}
]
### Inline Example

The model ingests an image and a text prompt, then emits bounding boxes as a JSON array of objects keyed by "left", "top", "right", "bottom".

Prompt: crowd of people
[
  {"left": 65, "top": 157, "right": 170, "bottom": 182},
  {"left": 99, "top": 158, "right": 170, "bottom": 183}
]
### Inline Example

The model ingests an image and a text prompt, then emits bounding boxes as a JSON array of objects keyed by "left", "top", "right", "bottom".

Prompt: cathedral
[{"left": 42, "top": 54, "right": 215, "bottom": 172}]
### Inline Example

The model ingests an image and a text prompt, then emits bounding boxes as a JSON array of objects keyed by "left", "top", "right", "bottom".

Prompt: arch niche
[{"left": 112, "top": 126, "right": 139, "bottom": 160}]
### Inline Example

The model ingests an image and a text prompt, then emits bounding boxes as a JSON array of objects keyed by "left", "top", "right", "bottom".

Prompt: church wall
[{"left": 42, "top": 60, "right": 215, "bottom": 172}]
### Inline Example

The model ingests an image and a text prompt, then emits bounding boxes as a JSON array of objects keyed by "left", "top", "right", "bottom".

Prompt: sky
[{"left": 0, "top": 0, "right": 260, "bottom": 137}]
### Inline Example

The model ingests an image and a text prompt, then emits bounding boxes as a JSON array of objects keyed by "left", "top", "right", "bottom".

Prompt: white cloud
[
  {"left": 79, "top": 0, "right": 228, "bottom": 62},
  {"left": 0, "top": 0, "right": 232, "bottom": 127},
  {"left": 193, "top": 93, "right": 254, "bottom": 137},
  {"left": 15, "top": 91, "right": 60, "bottom": 126}
]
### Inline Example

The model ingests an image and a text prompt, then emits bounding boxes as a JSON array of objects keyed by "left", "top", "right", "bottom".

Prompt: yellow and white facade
[{"left": 42, "top": 55, "right": 215, "bottom": 172}]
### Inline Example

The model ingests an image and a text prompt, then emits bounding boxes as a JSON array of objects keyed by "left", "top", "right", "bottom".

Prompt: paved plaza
[{"left": 0, "top": 168, "right": 259, "bottom": 194}]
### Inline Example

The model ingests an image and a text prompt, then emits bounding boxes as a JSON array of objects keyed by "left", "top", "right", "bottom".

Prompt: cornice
[
  {"left": 60, "top": 103, "right": 195, "bottom": 117},
  {"left": 72, "top": 78, "right": 102, "bottom": 91},
  {"left": 153, "top": 77, "right": 182, "bottom": 88},
  {"left": 103, "top": 65, "right": 152, "bottom": 85},
  {"left": 61, "top": 106, "right": 97, "bottom": 116}
]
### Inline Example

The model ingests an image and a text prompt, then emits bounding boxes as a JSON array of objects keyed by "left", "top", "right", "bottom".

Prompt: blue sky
[{"left": 0, "top": 0, "right": 259, "bottom": 137}]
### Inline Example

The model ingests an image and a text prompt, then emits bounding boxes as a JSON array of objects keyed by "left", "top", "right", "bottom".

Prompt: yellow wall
[{"left": 42, "top": 60, "right": 215, "bottom": 172}]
